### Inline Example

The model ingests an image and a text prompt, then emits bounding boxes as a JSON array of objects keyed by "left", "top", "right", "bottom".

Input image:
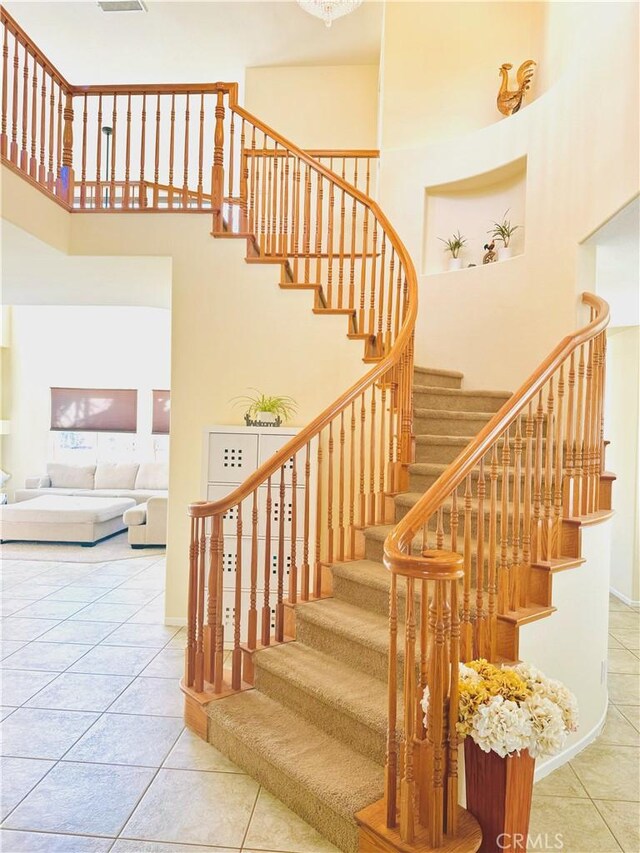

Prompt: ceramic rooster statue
[{"left": 497, "top": 60, "right": 536, "bottom": 116}]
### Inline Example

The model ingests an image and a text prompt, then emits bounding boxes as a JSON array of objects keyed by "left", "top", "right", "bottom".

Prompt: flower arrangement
[{"left": 421, "top": 659, "right": 578, "bottom": 759}]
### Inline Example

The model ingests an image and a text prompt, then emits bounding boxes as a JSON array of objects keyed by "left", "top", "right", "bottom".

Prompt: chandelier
[{"left": 297, "top": 0, "right": 363, "bottom": 28}]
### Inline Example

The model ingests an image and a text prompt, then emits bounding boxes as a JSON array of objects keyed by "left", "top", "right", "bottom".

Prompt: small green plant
[
  {"left": 232, "top": 389, "right": 297, "bottom": 423},
  {"left": 438, "top": 230, "right": 467, "bottom": 259},
  {"left": 488, "top": 209, "right": 520, "bottom": 247}
]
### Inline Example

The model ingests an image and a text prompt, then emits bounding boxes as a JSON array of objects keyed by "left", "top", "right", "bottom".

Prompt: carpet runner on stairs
[{"left": 206, "top": 365, "right": 512, "bottom": 853}]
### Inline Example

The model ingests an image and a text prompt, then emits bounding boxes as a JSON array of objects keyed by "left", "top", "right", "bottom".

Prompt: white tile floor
[{"left": 0, "top": 553, "right": 339, "bottom": 853}]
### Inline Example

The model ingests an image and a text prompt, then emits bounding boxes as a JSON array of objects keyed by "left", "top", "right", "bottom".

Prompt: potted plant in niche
[
  {"left": 488, "top": 209, "right": 520, "bottom": 260},
  {"left": 232, "top": 390, "right": 297, "bottom": 427},
  {"left": 438, "top": 230, "right": 467, "bottom": 271},
  {"left": 422, "top": 659, "right": 578, "bottom": 853}
]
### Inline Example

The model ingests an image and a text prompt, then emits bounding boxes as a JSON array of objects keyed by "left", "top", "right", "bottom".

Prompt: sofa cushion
[
  {"left": 95, "top": 463, "right": 139, "bottom": 490},
  {"left": 47, "top": 463, "right": 96, "bottom": 490},
  {"left": 135, "top": 463, "right": 168, "bottom": 491},
  {"left": 123, "top": 503, "right": 147, "bottom": 526},
  {"left": 0, "top": 495, "right": 136, "bottom": 524}
]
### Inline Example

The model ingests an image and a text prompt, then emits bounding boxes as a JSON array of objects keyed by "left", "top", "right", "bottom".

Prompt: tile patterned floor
[{"left": 1, "top": 553, "right": 638, "bottom": 853}]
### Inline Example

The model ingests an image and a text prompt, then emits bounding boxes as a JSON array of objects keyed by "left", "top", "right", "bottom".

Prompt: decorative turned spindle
[
  {"left": 385, "top": 572, "right": 398, "bottom": 828},
  {"left": 212, "top": 87, "right": 225, "bottom": 232},
  {"left": 487, "top": 444, "right": 499, "bottom": 658},
  {"left": 1, "top": 24, "right": 8, "bottom": 157},
  {"left": 247, "top": 491, "right": 258, "bottom": 653},
  {"left": 476, "top": 458, "right": 487, "bottom": 656},
  {"left": 302, "top": 442, "right": 311, "bottom": 600},
  {"left": 60, "top": 89, "right": 74, "bottom": 204},
  {"left": 461, "top": 474, "right": 473, "bottom": 659},
  {"left": 554, "top": 366, "right": 565, "bottom": 555},
  {"left": 499, "top": 431, "right": 511, "bottom": 613},
  {"left": 10, "top": 33, "right": 18, "bottom": 162},
  {"left": 232, "top": 505, "right": 243, "bottom": 690},
  {"left": 532, "top": 392, "right": 544, "bottom": 563},
  {"left": 542, "top": 377, "right": 555, "bottom": 561},
  {"left": 400, "top": 575, "right": 416, "bottom": 844},
  {"left": 521, "top": 406, "right": 534, "bottom": 606},
  {"left": 29, "top": 51, "right": 37, "bottom": 177},
  {"left": 511, "top": 418, "right": 523, "bottom": 609},
  {"left": 262, "top": 477, "right": 273, "bottom": 646},
  {"left": 276, "top": 466, "right": 286, "bottom": 642}
]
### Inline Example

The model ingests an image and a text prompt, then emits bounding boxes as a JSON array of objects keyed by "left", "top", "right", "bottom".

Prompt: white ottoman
[{"left": 0, "top": 495, "right": 136, "bottom": 546}]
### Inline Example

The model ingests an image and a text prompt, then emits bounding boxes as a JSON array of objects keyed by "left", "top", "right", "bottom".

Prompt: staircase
[{"left": 204, "top": 365, "right": 510, "bottom": 853}]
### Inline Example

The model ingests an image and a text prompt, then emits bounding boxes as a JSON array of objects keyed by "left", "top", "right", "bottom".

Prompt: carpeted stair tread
[
  {"left": 331, "top": 559, "right": 392, "bottom": 595},
  {"left": 363, "top": 524, "right": 421, "bottom": 553},
  {"left": 416, "top": 434, "right": 476, "bottom": 446},
  {"left": 414, "top": 365, "right": 463, "bottom": 381},
  {"left": 414, "top": 385, "right": 511, "bottom": 399},
  {"left": 296, "top": 597, "right": 391, "bottom": 653},
  {"left": 254, "top": 641, "right": 391, "bottom": 742},
  {"left": 414, "top": 406, "right": 496, "bottom": 420},
  {"left": 206, "top": 690, "right": 383, "bottom": 848}
]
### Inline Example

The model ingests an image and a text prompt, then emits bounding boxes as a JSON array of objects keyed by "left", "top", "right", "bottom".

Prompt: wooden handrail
[
  {"left": 0, "top": 6, "right": 71, "bottom": 90},
  {"left": 384, "top": 292, "right": 609, "bottom": 564}
]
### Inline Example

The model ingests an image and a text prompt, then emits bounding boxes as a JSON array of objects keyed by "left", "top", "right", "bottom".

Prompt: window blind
[
  {"left": 152, "top": 389, "right": 171, "bottom": 434},
  {"left": 50, "top": 387, "right": 138, "bottom": 433}
]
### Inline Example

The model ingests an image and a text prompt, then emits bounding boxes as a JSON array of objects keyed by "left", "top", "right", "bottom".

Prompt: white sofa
[
  {"left": 16, "top": 462, "right": 168, "bottom": 505},
  {"left": 123, "top": 496, "right": 168, "bottom": 547}
]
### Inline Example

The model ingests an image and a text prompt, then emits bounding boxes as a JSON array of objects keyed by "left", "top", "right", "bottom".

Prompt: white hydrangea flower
[
  {"left": 421, "top": 685, "right": 430, "bottom": 728},
  {"left": 459, "top": 663, "right": 483, "bottom": 685},
  {"left": 470, "top": 695, "right": 532, "bottom": 758},
  {"left": 509, "top": 663, "right": 579, "bottom": 735},
  {"left": 524, "top": 693, "right": 568, "bottom": 758}
]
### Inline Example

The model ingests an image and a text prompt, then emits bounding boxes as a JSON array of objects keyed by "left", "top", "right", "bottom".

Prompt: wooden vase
[{"left": 464, "top": 739, "right": 535, "bottom": 853}]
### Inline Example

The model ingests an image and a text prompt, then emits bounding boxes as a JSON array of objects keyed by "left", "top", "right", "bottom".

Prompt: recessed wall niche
[{"left": 423, "top": 157, "right": 527, "bottom": 275}]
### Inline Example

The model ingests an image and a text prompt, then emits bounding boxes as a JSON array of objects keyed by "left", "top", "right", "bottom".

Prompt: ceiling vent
[{"left": 97, "top": 1, "right": 147, "bottom": 11}]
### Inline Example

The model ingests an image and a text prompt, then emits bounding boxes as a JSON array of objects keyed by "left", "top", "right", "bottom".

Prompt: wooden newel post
[
  {"left": 212, "top": 89, "right": 225, "bottom": 233},
  {"left": 60, "top": 90, "right": 74, "bottom": 205}
]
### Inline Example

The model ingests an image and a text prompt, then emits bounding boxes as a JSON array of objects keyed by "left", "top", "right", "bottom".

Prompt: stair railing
[{"left": 382, "top": 293, "right": 609, "bottom": 846}]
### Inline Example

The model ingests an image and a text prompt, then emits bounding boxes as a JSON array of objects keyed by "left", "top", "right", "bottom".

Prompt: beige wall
[
  {"left": 378, "top": 1, "right": 639, "bottom": 391},
  {"left": 245, "top": 65, "right": 379, "bottom": 149},
  {"left": 2, "top": 173, "right": 365, "bottom": 621}
]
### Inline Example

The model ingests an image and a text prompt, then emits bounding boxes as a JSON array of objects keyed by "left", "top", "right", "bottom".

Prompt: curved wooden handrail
[
  {"left": 1, "top": 6, "right": 72, "bottom": 90},
  {"left": 188, "top": 94, "right": 418, "bottom": 519},
  {"left": 384, "top": 292, "right": 609, "bottom": 571}
]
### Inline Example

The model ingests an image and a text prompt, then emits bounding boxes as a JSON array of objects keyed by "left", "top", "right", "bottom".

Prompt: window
[
  {"left": 50, "top": 387, "right": 138, "bottom": 432},
  {"left": 152, "top": 389, "right": 170, "bottom": 434}
]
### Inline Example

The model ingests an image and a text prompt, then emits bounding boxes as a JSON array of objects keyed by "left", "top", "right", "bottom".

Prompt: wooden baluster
[
  {"left": 572, "top": 345, "right": 586, "bottom": 516},
  {"left": 554, "top": 366, "right": 566, "bottom": 554},
  {"left": 400, "top": 575, "right": 416, "bottom": 844},
  {"left": 167, "top": 92, "right": 175, "bottom": 208},
  {"left": 59, "top": 88, "right": 74, "bottom": 205},
  {"left": 564, "top": 352, "right": 576, "bottom": 514},
  {"left": 55, "top": 84, "right": 62, "bottom": 188},
  {"left": 385, "top": 248, "right": 395, "bottom": 355},
  {"left": 212, "top": 516, "right": 225, "bottom": 694},
  {"left": 262, "top": 477, "right": 272, "bottom": 646},
  {"left": 123, "top": 92, "right": 131, "bottom": 208},
  {"left": 247, "top": 491, "right": 259, "bottom": 656},
  {"left": 265, "top": 144, "right": 273, "bottom": 253},
  {"left": 349, "top": 171, "right": 357, "bottom": 311},
  {"left": 359, "top": 200, "right": 370, "bottom": 333},
  {"left": 197, "top": 93, "right": 204, "bottom": 208},
  {"left": 0, "top": 24, "right": 7, "bottom": 157},
  {"left": 337, "top": 163, "right": 346, "bottom": 308},
  {"left": 368, "top": 386, "right": 377, "bottom": 525},
  {"left": 499, "top": 430, "right": 512, "bottom": 613},
  {"left": 19, "top": 42, "right": 28, "bottom": 170},
  {"left": 256, "top": 142, "right": 265, "bottom": 251},
  {"left": 338, "top": 411, "right": 346, "bottom": 560},
  {"left": 78, "top": 94, "right": 87, "bottom": 207},
  {"left": 153, "top": 93, "right": 160, "bottom": 207},
  {"left": 302, "top": 442, "right": 311, "bottom": 601},
  {"left": 582, "top": 339, "right": 595, "bottom": 515},
  {"left": 38, "top": 63, "right": 46, "bottom": 183},
  {"left": 314, "top": 435, "right": 323, "bottom": 599},
  {"left": 278, "top": 145, "right": 285, "bottom": 253},
  {"left": 185, "top": 517, "right": 198, "bottom": 686},
  {"left": 271, "top": 143, "right": 279, "bottom": 252},
  {"left": 487, "top": 445, "right": 499, "bottom": 659},
  {"left": 228, "top": 109, "right": 235, "bottom": 211},
  {"left": 109, "top": 93, "right": 116, "bottom": 207},
  {"left": 138, "top": 93, "right": 146, "bottom": 208},
  {"left": 368, "top": 216, "right": 378, "bottom": 339},
  {"left": 349, "top": 402, "right": 357, "bottom": 557},
  {"left": 95, "top": 93, "right": 102, "bottom": 208},
  {"left": 232, "top": 503, "right": 243, "bottom": 690},
  {"left": 182, "top": 92, "right": 190, "bottom": 208},
  {"left": 461, "top": 474, "right": 473, "bottom": 659},
  {"left": 542, "top": 378, "right": 555, "bottom": 561},
  {"left": 450, "top": 488, "right": 459, "bottom": 552},
  {"left": 314, "top": 170, "right": 323, "bottom": 286},
  {"left": 10, "top": 33, "right": 18, "bottom": 163},
  {"left": 476, "top": 458, "right": 486, "bottom": 656},
  {"left": 521, "top": 406, "right": 534, "bottom": 606},
  {"left": 194, "top": 517, "right": 206, "bottom": 692},
  {"left": 446, "top": 577, "right": 460, "bottom": 834},
  {"left": 594, "top": 333, "right": 605, "bottom": 508},
  {"left": 510, "top": 418, "right": 523, "bottom": 610},
  {"left": 599, "top": 333, "right": 608, "bottom": 477},
  {"left": 289, "top": 453, "right": 298, "bottom": 605},
  {"left": 46, "top": 74, "right": 54, "bottom": 189},
  {"left": 428, "top": 582, "right": 446, "bottom": 847},
  {"left": 292, "top": 155, "right": 301, "bottom": 280},
  {"left": 532, "top": 393, "right": 544, "bottom": 563},
  {"left": 303, "top": 161, "right": 312, "bottom": 283},
  {"left": 212, "top": 88, "right": 225, "bottom": 232},
  {"left": 385, "top": 572, "right": 398, "bottom": 828},
  {"left": 376, "top": 234, "right": 387, "bottom": 356},
  {"left": 327, "top": 421, "right": 335, "bottom": 564},
  {"left": 276, "top": 465, "right": 286, "bottom": 642},
  {"left": 359, "top": 392, "right": 367, "bottom": 527},
  {"left": 282, "top": 151, "right": 289, "bottom": 254},
  {"left": 248, "top": 125, "right": 256, "bottom": 233},
  {"left": 29, "top": 49, "right": 37, "bottom": 176},
  {"left": 378, "top": 383, "right": 387, "bottom": 523},
  {"left": 327, "top": 176, "right": 335, "bottom": 307},
  {"left": 387, "top": 368, "right": 397, "bottom": 492}
]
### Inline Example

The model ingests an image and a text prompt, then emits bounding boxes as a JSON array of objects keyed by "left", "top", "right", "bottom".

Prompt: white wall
[
  {"left": 2, "top": 305, "right": 170, "bottom": 501},
  {"left": 245, "top": 64, "right": 379, "bottom": 149}
]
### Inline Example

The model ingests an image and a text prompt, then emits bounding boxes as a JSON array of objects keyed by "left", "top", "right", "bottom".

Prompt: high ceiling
[{"left": 5, "top": 0, "right": 383, "bottom": 86}]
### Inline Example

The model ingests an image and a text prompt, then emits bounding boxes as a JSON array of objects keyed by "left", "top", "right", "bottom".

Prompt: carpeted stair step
[
  {"left": 363, "top": 524, "right": 420, "bottom": 563},
  {"left": 331, "top": 558, "right": 424, "bottom": 621},
  {"left": 415, "top": 434, "right": 473, "bottom": 464},
  {"left": 408, "top": 460, "right": 537, "bottom": 495},
  {"left": 413, "top": 365, "right": 463, "bottom": 389},
  {"left": 295, "top": 597, "right": 403, "bottom": 684},
  {"left": 206, "top": 690, "right": 383, "bottom": 853},
  {"left": 413, "top": 407, "right": 494, "bottom": 436},
  {"left": 413, "top": 385, "right": 511, "bottom": 414},
  {"left": 254, "top": 641, "right": 393, "bottom": 765}
]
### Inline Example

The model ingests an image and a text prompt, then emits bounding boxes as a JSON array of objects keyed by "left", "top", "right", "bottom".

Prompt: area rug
[{"left": 0, "top": 531, "right": 165, "bottom": 563}]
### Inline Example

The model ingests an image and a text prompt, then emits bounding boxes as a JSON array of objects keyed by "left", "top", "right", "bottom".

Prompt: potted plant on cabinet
[
  {"left": 232, "top": 390, "right": 297, "bottom": 427},
  {"left": 422, "top": 659, "right": 578, "bottom": 853},
  {"left": 488, "top": 210, "right": 520, "bottom": 260},
  {"left": 439, "top": 230, "right": 467, "bottom": 270}
]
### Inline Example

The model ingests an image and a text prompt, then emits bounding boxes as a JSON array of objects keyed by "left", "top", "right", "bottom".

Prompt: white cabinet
[{"left": 203, "top": 425, "right": 315, "bottom": 643}]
